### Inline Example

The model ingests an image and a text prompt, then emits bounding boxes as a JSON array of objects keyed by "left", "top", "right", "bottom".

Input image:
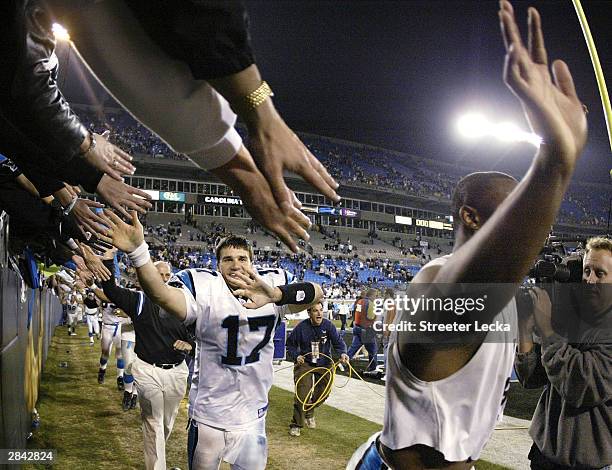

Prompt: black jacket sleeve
[
  {"left": 0, "top": 1, "right": 103, "bottom": 192},
  {"left": 0, "top": 1, "right": 87, "bottom": 163},
  {"left": 21, "top": 164, "right": 65, "bottom": 198},
  {"left": 125, "top": 0, "right": 255, "bottom": 79},
  {"left": 329, "top": 322, "right": 347, "bottom": 355},
  {"left": 0, "top": 178, "right": 84, "bottom": 242}
]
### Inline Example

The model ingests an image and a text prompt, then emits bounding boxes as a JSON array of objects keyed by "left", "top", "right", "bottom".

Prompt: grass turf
[{"left": 24, "top": 324, "right": 512, "bottom": 469}]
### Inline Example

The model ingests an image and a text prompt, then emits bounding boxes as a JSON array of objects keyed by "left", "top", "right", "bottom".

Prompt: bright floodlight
[
  {"left": 52, "top": 23, "right": 70, "bottom": 41},
  {"left": 457, "top": 113, "right": 490, "bottom": 139},
  {"left": 492, "top": 121, "right": 522, "bottom": 141},
  {"left": 457, "top": 112, "right": 542, "bottom": 148}
]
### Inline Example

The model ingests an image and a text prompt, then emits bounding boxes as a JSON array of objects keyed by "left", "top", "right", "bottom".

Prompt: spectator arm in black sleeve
[
  {"left": 2, "top": 2, "right": 87, "bottom": 162},
  {"left": 20, "top": 164, "right": 65, "bottom": 198},
  {"left": 125, "top": 0, "right": 255, "bottom": 79},
  {"left": 54, "top": 158, "right": 103, "bottom": 194},
  {"left": 0, "top": 124, "right": 103, "bottom": 193},
  {"left": 100, "top": 260, "right": 142, "bottom": 319}
]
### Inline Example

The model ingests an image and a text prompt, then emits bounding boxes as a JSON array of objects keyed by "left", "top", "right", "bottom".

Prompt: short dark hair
[
  {"left": 215, "top": 235, "right": 253, "bottom": 262},
  {"left": 451, "top": 171, "right": 517, "bottom": 230}
]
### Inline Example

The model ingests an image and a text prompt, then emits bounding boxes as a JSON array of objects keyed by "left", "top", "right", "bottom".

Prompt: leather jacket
[{"left": 0, "top": 0, "right": 103, "bottom": 192}]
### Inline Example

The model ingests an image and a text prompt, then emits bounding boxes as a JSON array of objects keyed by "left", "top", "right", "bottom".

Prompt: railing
[{"left": 0, "top": 212, "right": 63, "bottom": 449}]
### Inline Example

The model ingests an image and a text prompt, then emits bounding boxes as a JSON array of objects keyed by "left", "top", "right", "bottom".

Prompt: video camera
[
  {"left": 517, "top": 235, "right": 589, "bottom": 337},
  {"left": 527, "top": 235, "right": 585, "bottom": 283}
]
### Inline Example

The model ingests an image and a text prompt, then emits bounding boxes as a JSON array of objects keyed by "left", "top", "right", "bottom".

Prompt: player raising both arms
[
  {"left": 103, "top": 214, "right": 323, "bottom": 470},
  {"left": 348, "top": 1, "right": 588, "bottom": 468}
]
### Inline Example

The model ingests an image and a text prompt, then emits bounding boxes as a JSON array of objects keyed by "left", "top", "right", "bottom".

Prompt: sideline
[{"left": 273, "top": 361, "right": 532, "bottom": 469}]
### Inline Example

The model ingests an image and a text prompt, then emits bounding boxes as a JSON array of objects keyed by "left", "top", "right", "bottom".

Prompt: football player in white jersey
[
  {"left": 94, "top": 298, "right": 125, "bottom": 389},
  {"left": 84, "top": 291, "right": 101, "bottom": 345},
  {"left": 118, "top": 310, "right": 139, "bottom": 411},
  {"left": 65, "top": 291, "right": 79, "bottom": 336},
  {"left": 348, "top": 1, "right": 588, "bottom": 468},
  {"left": 103, "top": 215, "right": 323, "bottom": 470}
]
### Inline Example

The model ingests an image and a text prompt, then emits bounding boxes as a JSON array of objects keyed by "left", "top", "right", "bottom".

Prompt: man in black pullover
[{"left": 99, "top": 254, "right": 194, "bottom": 470}]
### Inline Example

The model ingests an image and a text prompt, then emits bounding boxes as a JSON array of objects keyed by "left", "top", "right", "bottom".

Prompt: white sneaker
[
  {"left": 305, "top": 417, "right": 316, "bottom": 429},
  {"left": 289, "top": 427, "right": 301, "bottom": 437}
]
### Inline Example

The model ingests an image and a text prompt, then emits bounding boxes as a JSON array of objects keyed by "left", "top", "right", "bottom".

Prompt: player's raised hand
[
  {"left": 499, "top": 0, "right": 587, "bottom": 168},
  {"left": 76, "top": 266, "right": 95, "bottom": 286},
  {"left": 101, "top": 210, "right": 145, "bottom": 253},
  {"left": 232, "top": 266, "right": 281, "bottom": 309},
  {"left": 211, "top": 145, "right": 311, "bottom": 253}
]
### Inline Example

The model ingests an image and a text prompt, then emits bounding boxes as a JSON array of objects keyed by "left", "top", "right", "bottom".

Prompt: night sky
[
  {"left": 62, "top": 1, "right": 611, "bottom": 183},
  {"left": 246, "top": 0, "right": 611, "bottom": 182}
]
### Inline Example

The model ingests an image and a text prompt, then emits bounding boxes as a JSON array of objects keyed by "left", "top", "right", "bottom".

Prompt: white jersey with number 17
[{"left": 171, "top": 267, "right": 291, "bottom": 431}]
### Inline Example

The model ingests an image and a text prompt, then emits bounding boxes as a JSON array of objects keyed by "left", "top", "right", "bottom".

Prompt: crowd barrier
[{"left": 0, "top": 213, "right": 63, "bottom": 451}]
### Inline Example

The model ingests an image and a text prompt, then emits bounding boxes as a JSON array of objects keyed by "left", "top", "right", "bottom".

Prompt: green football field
[{"left": 24, "top": 325, "right": 512, "bottom": 469}]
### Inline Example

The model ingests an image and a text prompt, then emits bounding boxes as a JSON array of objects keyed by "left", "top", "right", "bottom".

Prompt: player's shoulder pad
[
  {"left": 169, "top": 268, "right": 219, "bottom": 300},
  {"left": 255, "top": 267, "right": 293, "bottom": 286}
]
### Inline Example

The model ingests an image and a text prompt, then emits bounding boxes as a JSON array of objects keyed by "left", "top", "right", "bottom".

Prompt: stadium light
[
  {"left": 457, "top": 112, "right": 542, "bottom": 147},
  {"left": 457, "top": 113, "right": 491, "bottom": 139},
  {"left": 52, "top": 23, "right": 70, "bottom": 41}
]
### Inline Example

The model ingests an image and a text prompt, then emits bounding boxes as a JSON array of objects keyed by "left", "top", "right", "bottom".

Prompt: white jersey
[
  {"left": 380, "top": 255, "right": 517, "bottom": 462},
  {"left": 120, "top": 316, "right": 135, "bottom": 340},
  {"left": 73, "top": 293, "right": 83, "bottom": 313},
  {"left": 172, "top": 267, "right": 290, "bottom": 431},
  {"left": 101, "top": 302, "right": 121, "bottom": 324}
]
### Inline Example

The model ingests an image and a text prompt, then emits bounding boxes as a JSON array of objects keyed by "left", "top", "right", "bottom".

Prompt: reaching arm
[
  {"left": 98, "top": 259, "right": 142, "bottom": 318},
  {"left": 101, "top": 210, "right": 188, "bottom": 321},
  {"left": 400, "top": 2, "right": 588, "bottom": 342},
  {"left": 437, "top": 3, "right": 586, "bottom": 287},
  {"left": 93, "top": 288, "right": 110, "bottom": 303}
]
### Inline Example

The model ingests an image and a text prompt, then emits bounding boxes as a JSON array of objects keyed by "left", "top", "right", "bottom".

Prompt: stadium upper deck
[{"left": 76, "top": 106, "right": 611, "bottom": 233}]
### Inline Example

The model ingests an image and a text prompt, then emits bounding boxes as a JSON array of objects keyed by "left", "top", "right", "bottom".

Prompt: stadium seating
[{"left": 76, "top": 108, "right": 612, "bottom": 229}]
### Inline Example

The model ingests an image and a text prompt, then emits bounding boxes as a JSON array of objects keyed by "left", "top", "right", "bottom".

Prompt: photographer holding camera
[{"left": 516, "top": 236, "right": 612, "bottom": 469}]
